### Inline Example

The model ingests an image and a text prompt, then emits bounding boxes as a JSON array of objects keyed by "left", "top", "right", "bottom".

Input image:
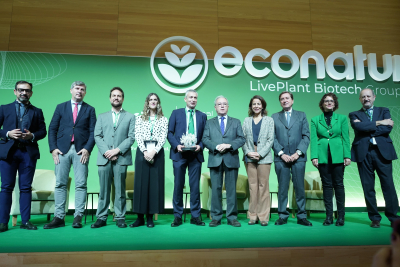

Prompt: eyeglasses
[
  {"left": 216, "top": 103, "right": 228, "bottom": 107},
  {"left": 16, "top": 88, "right": 32, "bottom": 94},
  {"left": 324, "top": 100, "right": 334, "bottom": 103}
]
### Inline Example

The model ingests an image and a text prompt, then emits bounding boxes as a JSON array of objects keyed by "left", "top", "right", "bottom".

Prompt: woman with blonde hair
[{"left": 130, "top": 93, "right": 168, "bottom": 228}]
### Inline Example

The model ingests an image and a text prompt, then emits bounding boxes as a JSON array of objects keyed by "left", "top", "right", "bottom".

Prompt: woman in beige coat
[{"left": 242, "top": 95, "right": 274, "bottom": 226}]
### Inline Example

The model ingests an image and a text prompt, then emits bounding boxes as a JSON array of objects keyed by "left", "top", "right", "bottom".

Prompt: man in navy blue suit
[
  {"left": 349, "top": 88, "right": 400, "bottom": 228},
  {"left": 45, "top": 81, "right": 96, "bottom": 229},
  {"left": 168, "top": 89, "right": 207, "bottom": 226},
  {"left": 0, "top": 81, "right": 47, "bottom": 232}
]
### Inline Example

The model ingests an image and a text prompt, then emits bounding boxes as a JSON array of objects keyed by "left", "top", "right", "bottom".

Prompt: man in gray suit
[
  {"left": 91, "top": 87, "right": 135, "bottom": 228},
  {"left": 202, "top": 96, "right": 245, "bottom": 227},
  {"left": 272, "top": 91, "right": 312, "bottom": 226}
]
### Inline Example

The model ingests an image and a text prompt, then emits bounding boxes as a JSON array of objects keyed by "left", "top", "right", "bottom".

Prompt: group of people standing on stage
[{"left": 0, "top": 80, "right": 399, "bottom": 233}]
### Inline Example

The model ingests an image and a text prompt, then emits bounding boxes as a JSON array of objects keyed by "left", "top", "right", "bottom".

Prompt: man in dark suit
[
  {"left": 168, "top": 89, "right": 207, "bottom": 227},
  {"left": 0, "top": 81, "right": 47, "bottom": 232},
  {"left": 202, "top": 95, "right": 245, "bottom": 227},
  {"left": 349, "top": 88, "right": 399, "bottom": 228},
  {"left": 272, "top": 91, "right": 312, "bottom": 226},
  {"left": 45, "top": 81, "right": 96, "bottom": 229}
]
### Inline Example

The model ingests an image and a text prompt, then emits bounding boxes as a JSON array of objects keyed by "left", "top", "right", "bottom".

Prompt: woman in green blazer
[{"left": 310, "top": 93, "right": 351, "bottom": 226}]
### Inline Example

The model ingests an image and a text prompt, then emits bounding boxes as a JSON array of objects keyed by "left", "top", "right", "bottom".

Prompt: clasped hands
[
  {"left": 216, "top": 143, "right": 231, "bottom": 153},
  {"left": 280, "top": 153, "right": 300, "bottom": 163},
  {"left": 144, "top": 150, "right": 157, "bottom": 163},
  {"left": 8, "top": 128, "right": 33, "bottom": 140},
  {"left": 104, "top": 148, "right": 120, "bottom": 162},
  {"left": 247, "top": 152, "right": 260, "bottom": 161},
  {"left": 177, "top": 144, "right": 201, "bottom": 152}
]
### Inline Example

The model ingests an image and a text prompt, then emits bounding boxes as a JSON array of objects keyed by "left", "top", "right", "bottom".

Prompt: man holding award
[{"left": 167, "top": 89, "right": 207, "bottom": 227}]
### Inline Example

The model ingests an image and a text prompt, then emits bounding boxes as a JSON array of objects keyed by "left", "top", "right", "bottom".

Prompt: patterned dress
[{"left": 133, "top": 115, "right": 168, "bottom": 214}]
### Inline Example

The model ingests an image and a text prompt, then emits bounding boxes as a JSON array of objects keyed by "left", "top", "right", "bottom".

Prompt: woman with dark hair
[
  {"left": 130, "top": 93, "right": 168, "bottom": 228},
  {"left": 310, "top": 93, "right": 351, "bottom": 226},
  {"left": 242, "top": 95, "right": 274, "bottom": 226}
]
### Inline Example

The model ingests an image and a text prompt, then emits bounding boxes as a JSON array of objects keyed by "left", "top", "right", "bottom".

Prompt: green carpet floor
[{"left": 0, "top": 212, "right": 392, "bottom": 253}]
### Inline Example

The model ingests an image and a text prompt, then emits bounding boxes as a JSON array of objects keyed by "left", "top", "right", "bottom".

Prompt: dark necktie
[{"left": 220, "top": 117, "right": 225, "bottom": 135}]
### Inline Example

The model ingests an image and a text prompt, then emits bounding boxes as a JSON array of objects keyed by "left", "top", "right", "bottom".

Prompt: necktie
[
  {"left": 367, "top": 109, "right": 373, "bottom": 121},
  {"left": 72, "top": 103, "right": 78, "bottom": 142},
  {"left": 220, "top": 117, "right": 225, "bottom": 135},
  {"left": 113, "top": 111, "right": 120, "bottom": 129},
  {"left": 286, "top": 111, "right": 291, "bottom": 126},
  {"left": 18, "top": 103, "right": 25, "bottom": 130},
  {"left": 188, "top": 110, "right": 194, "bottom": 134}
]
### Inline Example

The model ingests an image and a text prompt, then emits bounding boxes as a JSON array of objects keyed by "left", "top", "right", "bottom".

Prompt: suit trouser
[
  {"left": 210, "top": 161, "right": 238, "bottom": 221},
  {"left": 0, "top": 147, "right": 36, "bottom": 224},
  {"left": 54, "top": 144, "right": 89, "bottom": 219},
  {"left": 172, "top": 156, "right": 202, "bottom": 218},
  {"left": 275, "top": 160, "right": 307, "bottom": 220},
  {"left": 318, "top": 149, "right": 345, "bottom": 218},
  {"left": 357, "top": 145, "right": 399, "bottom": 222},
  {"left": 245, "top": 162, "right": 271, "bottom": 221},
  {"left": 96, "top": 161, "right": 127, "bottom": 221}
]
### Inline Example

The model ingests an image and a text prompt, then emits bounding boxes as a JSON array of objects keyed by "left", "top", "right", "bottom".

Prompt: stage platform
[{"left": 0, "top": 212, "right": 392, "bottom": 253}]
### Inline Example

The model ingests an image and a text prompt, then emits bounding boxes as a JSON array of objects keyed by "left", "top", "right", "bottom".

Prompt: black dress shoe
[
  {"left": 147, "top": 216, "right": 154, "bottom": 228},
  {"left": 44, "top": 217, "right": 65, "bottom": 229},
  {"left": 370, "top": 220, "right": 380, "bottom": 228},
  {"left": 228, "top": 219, "right": 241, "bottom": 227},
  {"left": 190, "top": 217, "right": 205, "bottom": 226},
  {"left": 297, "top": 218, "right": 313, "bottom": 226},
  {"left": 209, "top": 219, "right": 221, "bottom": 227},
  {"left": 260, "top": 221, "right": 268, "bottom": 226},
  {"left": 72, "top": 215, "right": 83, "bottom": 228},
  {"left": 323, "top": 217, "right": 333, "bottom": 226},
  {"left": 129, "top": 218, "right": 145, "bottom": 228},
  {"left": 91, "top": 219, "right": 106, "bottom": 228},
  {"left": 171, "top": 216, "right": 183, "bottom": 227},
  {"left": 248, "top": 220, "right": 256, "bottom": 225},
  {"left": 275, "top": 218, "right": 287, "bottom": 225},
  {"left": 116, "top": 219, "right": 127, "bottom": 228},
  {"left": 335, "top": 218, "right": 345, "bottom": 226},
  {"left": 0, "top": 223, "right": 8, "bottom": 232},
  {"left": 20, "top": 221, "right": 38, "bottom": 230}
]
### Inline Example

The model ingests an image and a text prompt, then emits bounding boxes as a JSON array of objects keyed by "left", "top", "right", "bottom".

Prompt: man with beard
[
  {"left": 45, "top": 81, "right": 96, "bottom": 229},
  {"left": 0, "top": 81, "right": 47, "bottom": 232},
  {"left": 349, "top": 88, "right": 399, "bottom": 228},
  {"left": 91, "top": 87, "right": 135, "bottom": 228}
]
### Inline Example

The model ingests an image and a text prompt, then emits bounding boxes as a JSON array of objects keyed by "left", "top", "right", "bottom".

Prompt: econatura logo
[{"left": 150, "top": 36, "right": 208, "bottom": 94}]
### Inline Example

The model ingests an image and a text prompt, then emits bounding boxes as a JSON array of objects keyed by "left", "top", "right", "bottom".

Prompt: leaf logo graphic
[{"left": 150, "top": 36, "right": 209, "bottom": 94}]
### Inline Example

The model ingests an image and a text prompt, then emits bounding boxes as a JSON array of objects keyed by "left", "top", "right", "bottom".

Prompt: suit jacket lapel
[
  {"left": 319, "top": 113, "right": 328, "bottom": 129},
  {"left": 372, "top": 107, "right": 379, "bottom": 122},
  {"left": 224, "top": 116, "right": 232, "bottom": 135},
  {"left": 66, "top": 101, "right": 74, "bottom": 126},
  {"left": 74, "top": 102, "right": 87, "bottom": 125},
  {"left": 359, "top": 108, "right": 370, "bottom": 121},
  {"left": 256, "top": 117, "right": 266, "bottom": 142},
  {"left": 115, "top": 110, "right": 126, "bottom": 131},
  {"left": 213, "top": 117, "right": 222, "bottom": 135},
  {"left": 25, "top": 106, "right": 34, "bottom": 130},
  {"left": 195, "top": 110, "right": 201, "bottom": 138},
  {"left": 331, "top": 112, "right": 338, "bottom": 128},
  {"left": 278, "top": 111, "right": 287, "bottom": 128},
  {"left": 287, "top": 110, "right": 296, "bottom": 129}
]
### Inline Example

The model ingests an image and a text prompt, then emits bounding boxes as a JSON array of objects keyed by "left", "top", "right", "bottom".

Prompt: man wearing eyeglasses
[
  {"left": 349, "top": 88, "right": 399, "bottom": 228},
  {"left": 202, "top": 96, "right": 245, "bottom": 227},
  {"left": 0, "top": 81, "right": 47, "bottom": 232},
  {"left": 45, "top": 81, "right": 96, "bottom": 229}
]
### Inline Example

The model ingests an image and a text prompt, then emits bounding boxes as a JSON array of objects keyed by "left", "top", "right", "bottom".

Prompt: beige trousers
[{"left": 245, "top": 147, "right": 271, "bottom": 221}]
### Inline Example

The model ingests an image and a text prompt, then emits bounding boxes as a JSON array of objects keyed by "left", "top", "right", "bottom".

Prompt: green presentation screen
[{"left": 0, "top": 51, "right": 399, "bottom": 209}]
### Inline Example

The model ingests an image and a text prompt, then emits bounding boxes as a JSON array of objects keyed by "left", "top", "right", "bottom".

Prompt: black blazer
[
  {"left": 0, "top": 101, "right": 47, "bottom": 160},
  {"left": 349, "top": 106, "right": 397, "bottom": 162},
  {"left": 48, "top": 101, "right": 96, "bottom": 154}
]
